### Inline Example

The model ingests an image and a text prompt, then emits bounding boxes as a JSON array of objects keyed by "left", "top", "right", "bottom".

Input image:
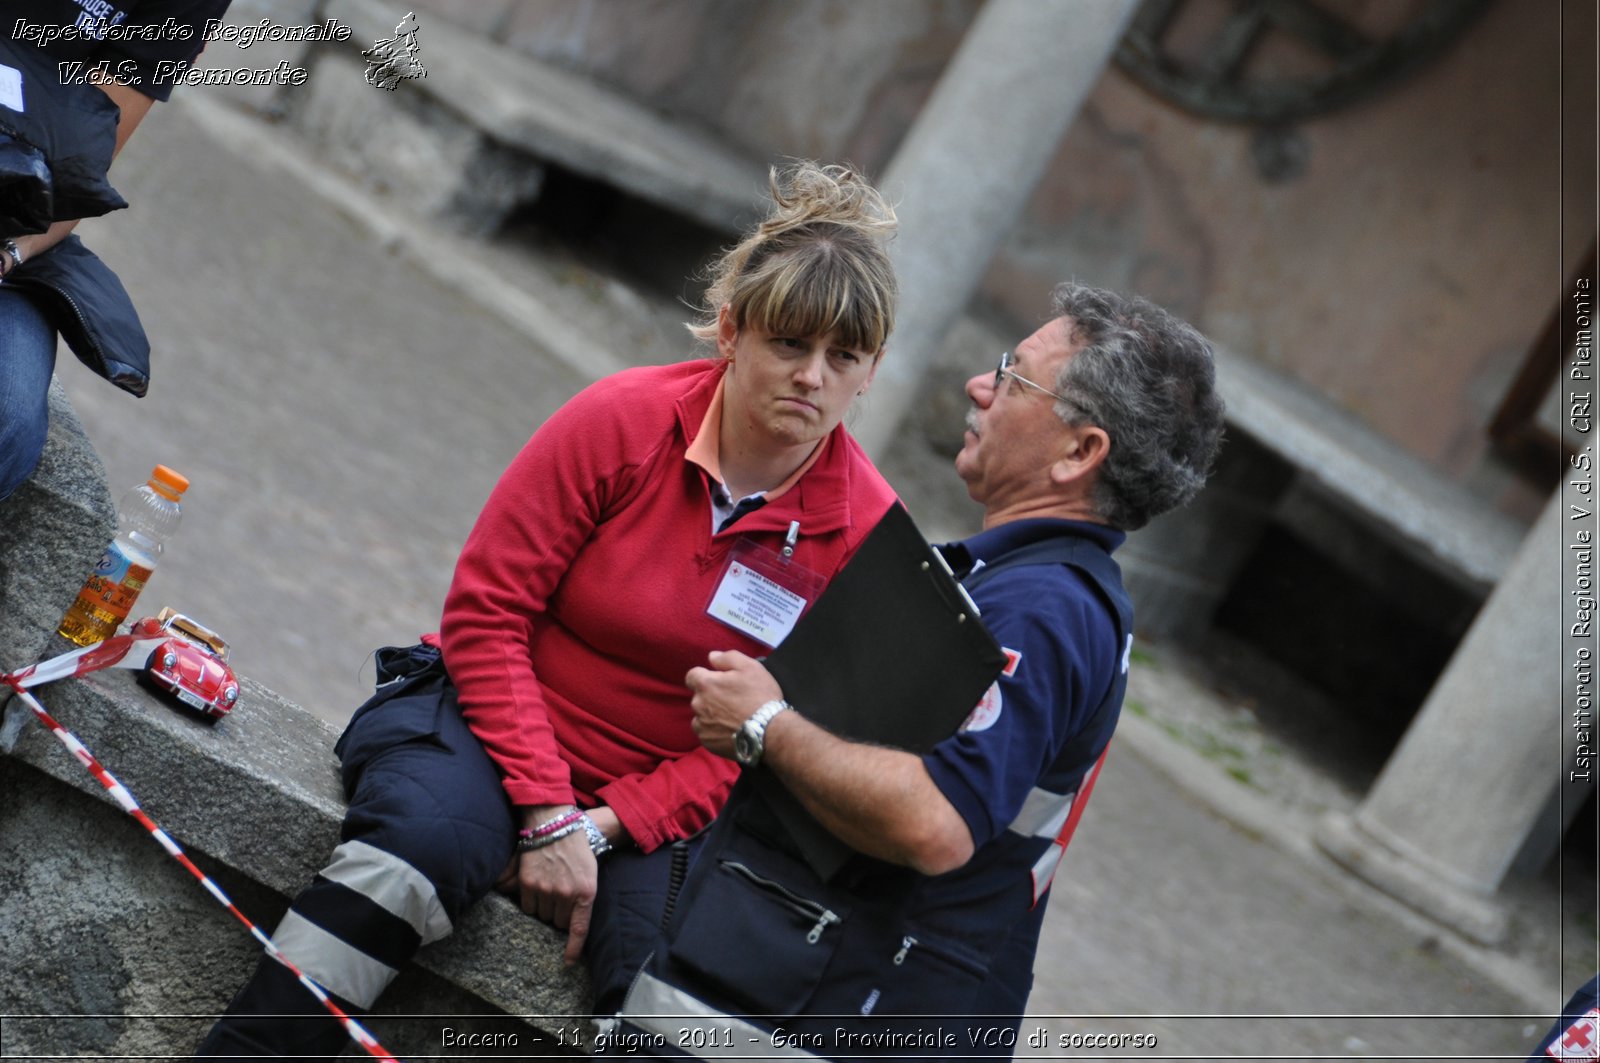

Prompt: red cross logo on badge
[
  {"left": 960, "top": 648, "right": 1020, "bottom": 733},
  {"left": 961, "top": 681, "right": 1002, "bottom": 733},
  {"left": 1548, "top": 1009, "right": 1600, "bottom": 1060}
]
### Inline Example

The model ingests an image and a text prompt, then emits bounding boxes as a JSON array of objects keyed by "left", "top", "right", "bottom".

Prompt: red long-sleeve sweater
[{"left": 439, "top": 358, "right": 897, "bottom": 852}]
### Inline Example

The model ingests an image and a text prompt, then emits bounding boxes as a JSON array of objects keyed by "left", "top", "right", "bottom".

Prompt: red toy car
[{"left": 131, "top": 609, "right": 240, "bottom": 719}]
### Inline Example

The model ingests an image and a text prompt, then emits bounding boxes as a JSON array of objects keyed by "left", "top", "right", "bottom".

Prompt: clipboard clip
[
  {"left": 925, "top": 548, "right": 983, "bottom": 620},
  {"left": 780, "top": 520, "right": 800, "bottom": 562}
]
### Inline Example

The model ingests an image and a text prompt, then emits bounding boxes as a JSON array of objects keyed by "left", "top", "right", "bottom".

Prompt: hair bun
[{"left": 757, "top": 162, "right": 898, "bottom": 242}]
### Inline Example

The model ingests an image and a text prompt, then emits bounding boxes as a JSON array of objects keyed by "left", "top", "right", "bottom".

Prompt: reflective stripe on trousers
[{"left": 269, "top": 839, "right": 455, "bottom": 1008}]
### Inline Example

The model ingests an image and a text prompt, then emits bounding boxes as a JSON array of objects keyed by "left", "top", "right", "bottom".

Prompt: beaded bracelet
[
  {"left": 516, "top": 820, "right": 583, "bottom": 852},
  {"left": 520, "top": 807, "right": 582, "bottom": 841}
]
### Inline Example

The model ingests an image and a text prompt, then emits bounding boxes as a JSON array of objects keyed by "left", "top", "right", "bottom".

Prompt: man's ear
[
  {"left": 716, "top": 305, "right": 738, "bottom": 359},
  {"left": 1050, "top": 425, "right": 1110, "bottom": 486}
]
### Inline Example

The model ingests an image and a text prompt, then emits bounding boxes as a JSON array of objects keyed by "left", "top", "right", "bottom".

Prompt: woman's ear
[
  {"left": 859, "top": 348, "right": 885, "bottom": 395},
  {"left": 716, "top": 305, "right": 738, "bottom": 360}
]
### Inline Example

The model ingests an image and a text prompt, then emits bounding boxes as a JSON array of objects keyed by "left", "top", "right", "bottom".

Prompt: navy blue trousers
[{"left": 197, "top": 645, "right": 684, "bottom": 1059}]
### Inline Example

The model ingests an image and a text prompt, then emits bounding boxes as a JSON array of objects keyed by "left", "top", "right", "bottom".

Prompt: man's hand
[
  {"left": 685, "top": 650, "right": 784, "bottom": 759},
  {"left": 494, "top": 805, "right": 598, "bottom": 965},
  {"left": 689, "top": 651, "right": 977, "bottom": 875}
]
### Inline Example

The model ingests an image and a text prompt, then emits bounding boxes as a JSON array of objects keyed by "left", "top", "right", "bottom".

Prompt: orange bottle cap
[{"left": 148, "top": 465, "right": 189, "bottom": 502}]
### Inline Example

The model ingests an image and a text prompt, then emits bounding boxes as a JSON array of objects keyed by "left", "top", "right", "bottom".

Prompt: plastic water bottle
[{"left": 58, "top": 465, "right": 189, "bottom": 646}]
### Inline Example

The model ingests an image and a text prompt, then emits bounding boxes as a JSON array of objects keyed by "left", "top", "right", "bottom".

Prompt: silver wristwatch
[
  {"left": 734, "top": 699, "right": 790, "bottom": 767},
  {"left": 0, "top": 238, "right": 23, "bottom": 278}
]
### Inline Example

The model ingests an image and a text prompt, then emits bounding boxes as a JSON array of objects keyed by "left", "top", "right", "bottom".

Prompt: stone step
[
  {"left": 311, "top": 0, "right": 770, "bottom": 235},
  {"left": 1212, "top": 345, "right": 1524, "bottom": 590}
]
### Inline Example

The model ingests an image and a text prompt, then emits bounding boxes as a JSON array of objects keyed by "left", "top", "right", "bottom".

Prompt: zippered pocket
[
  {"left": 666, "top": 856, "right": 852, "bottom": 1017},
  {"left": 838, "top": 926, "right": 992, "bottom": 1020},
  {"left": 719, "top": 860, "right": 842, "bottom": 944},
  {"left": 892, "top": 931, "right": 988, "bottom": 977}
]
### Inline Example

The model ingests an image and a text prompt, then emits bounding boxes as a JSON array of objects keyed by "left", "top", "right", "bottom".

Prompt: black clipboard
[{"left": 757, "top": 503, "right": 1007, "bottom": 879}]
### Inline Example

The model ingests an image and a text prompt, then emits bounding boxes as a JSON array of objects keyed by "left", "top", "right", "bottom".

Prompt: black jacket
[{"left": 5, "top": 236, "right": 152, "bottom": 397}]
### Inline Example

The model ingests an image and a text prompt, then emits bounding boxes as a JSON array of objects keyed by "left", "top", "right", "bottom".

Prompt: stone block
[
  {"left": 0, "top": 759, "right": 276, "bottom": 1057},
  {"left": 1212, "top": 346, "right": 1526, "bottom": 593},
  {"left": 320, "top": 0, "right": 766, "bottom": 234},
  {"left": 0, "top": 662, "right": 590, "bottom": 1055},
  {"left": 0, "top": 380, "right": 115, "bottom": 677},
  {"left": 288, "top": 48, "right": 546, "bottom": 236}
]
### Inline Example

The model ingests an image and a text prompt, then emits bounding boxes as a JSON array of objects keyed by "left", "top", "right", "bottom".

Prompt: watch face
[{"left": 734, "top": 728, "right": 757, "bottom": 765}]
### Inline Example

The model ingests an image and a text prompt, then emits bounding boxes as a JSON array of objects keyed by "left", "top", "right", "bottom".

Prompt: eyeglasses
[{"left": 994, "top": 350, "right": 1067, "bottom": 402}]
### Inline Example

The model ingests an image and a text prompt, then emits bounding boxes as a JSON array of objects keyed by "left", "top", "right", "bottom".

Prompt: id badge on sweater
[{"left": 706, "top": 532, "right": 824, "bottom": 648}]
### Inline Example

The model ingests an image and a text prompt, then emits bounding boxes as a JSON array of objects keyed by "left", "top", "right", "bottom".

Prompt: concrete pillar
[
  {"left": 1316, "top": 492, "right": 1573, "bottom": 944},
  {"left": 853, "top": 0, "right": 1139, "bottom": 458}
]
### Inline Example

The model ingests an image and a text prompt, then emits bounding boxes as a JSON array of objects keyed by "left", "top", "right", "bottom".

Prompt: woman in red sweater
[{"left": 200, "top": 161, "right": 901, "bottom": 1058}]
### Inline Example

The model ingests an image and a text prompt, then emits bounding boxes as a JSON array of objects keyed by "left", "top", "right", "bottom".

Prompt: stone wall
[
  {"left": 980, "top": 0, "right": 1585, "bottom": 521},
  {"left": 406, "top": 0, "right": 982, "bottom": 169},
  {"left": 398, "top": 0, "right": 1581, "bottom": 521}
]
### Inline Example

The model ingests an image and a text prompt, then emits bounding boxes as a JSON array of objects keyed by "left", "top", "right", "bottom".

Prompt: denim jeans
[{"left": 0, "top": 286, "right": 58, "bottom": 500}]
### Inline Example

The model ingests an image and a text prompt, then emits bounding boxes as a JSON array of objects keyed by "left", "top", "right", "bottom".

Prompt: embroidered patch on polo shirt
[{"left": 961, "top": 647, "right": 1021, "bottom": 732}]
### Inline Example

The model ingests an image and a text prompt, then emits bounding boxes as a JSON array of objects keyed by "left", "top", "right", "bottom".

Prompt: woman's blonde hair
[{"left": 688, "top": 161, "right": 898, "bottom": 355}]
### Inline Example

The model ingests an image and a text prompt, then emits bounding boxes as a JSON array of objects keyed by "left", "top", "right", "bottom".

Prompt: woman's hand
[{"left": 494, "top": 804, "right": 599, "bottom": 965}]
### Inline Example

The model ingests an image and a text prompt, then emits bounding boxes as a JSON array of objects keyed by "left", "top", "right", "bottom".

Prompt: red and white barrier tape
[
  {"left": 5, "top": 632, "right": 170, "bottom": 691},
  {"left": 3, "top": 641, "right": 401, "bottom": 1062}
]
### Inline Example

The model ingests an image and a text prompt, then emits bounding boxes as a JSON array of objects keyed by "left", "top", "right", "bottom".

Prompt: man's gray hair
[{"left": 1049, "top": 282, "right": 1226, "bottom": 531}]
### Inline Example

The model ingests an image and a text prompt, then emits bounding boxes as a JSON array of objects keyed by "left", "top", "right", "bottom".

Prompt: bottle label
[
  {"left": 58, "top": 540, "right": 157, "bottom": 645},
  {"left": 81, "top": 541, "right": 153, "bottom": 621},
  {"left": 94, "top": 544, "right": 134, "bottom": 584}
]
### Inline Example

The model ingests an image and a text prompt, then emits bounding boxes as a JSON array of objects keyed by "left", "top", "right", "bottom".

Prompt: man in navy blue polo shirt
[{"left": 680, "top": 281, "right": 1226, "bottom": 1054}]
